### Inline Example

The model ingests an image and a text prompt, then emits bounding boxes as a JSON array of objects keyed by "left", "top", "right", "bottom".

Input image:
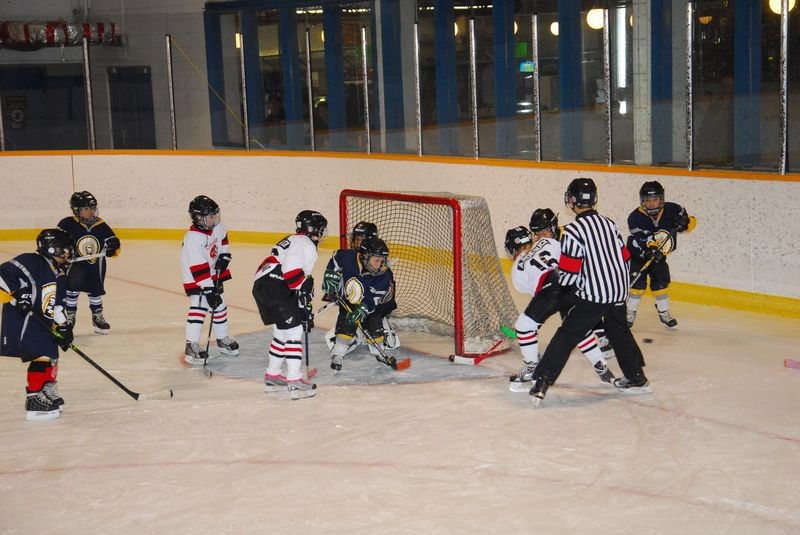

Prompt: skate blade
[
  {"left": 614, "top": 384, "right": 652, "bottom": 395},
  {"left": 26, "top": 410, "right": 61, "bottom": 421},
  {"left": 218, "top": 348, "right": 239, "bottom": 356},
  {"left": 509, "top": 381, "right": 531, "bottom": 393},
  {"left": 289, "top": 389, "right": 317, "bottom": 400},
  {"left": 530, "top": 396, "right": 544, "bottom": 408}
]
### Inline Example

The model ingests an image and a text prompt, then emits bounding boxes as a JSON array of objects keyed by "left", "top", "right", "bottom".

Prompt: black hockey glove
[
  {"left": 539, "top": 269, "right": 560, "bottom": 292},
  {"left": 202, "top": 286, "right": 223, "bottom": 310},
  {"left": 216, "top": 252, "right": 231, "bottom": 273},
  {"left": 13, "top": 290, "right": 32, "bottom": 314},
  {"left": 643, "top": 246, "right": 665, "bottom": 265},
  {"left": 297, "top": 276, "right": 315, "bottom": 301},
  {"left": 105, "top": 236, "right": 121, "bottom": 257},
  {"left": 54, "top": 323, "right": 73, "bottom": 351},
  {"left": 673, "top": 209, "right": 690, "bottom": 232}
]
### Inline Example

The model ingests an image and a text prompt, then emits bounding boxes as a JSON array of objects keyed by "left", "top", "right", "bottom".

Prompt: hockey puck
[{"left": 642, "top": 338, "right": 654, "bottom": 344}]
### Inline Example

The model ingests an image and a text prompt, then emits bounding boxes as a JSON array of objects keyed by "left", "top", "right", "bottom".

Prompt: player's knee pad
[{"left": 332, "top": 334, "right": 356, "bottom": 357}]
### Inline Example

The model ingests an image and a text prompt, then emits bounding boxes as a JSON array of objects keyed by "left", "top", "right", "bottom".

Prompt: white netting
[{"left": 341, "top": 190, "right": 518, "bottom": 355}]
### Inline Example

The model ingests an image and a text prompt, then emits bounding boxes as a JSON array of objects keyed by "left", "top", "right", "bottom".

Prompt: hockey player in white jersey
[
  {"left": 253, "top": 210, "right": 327, "bottom": 399},
  {"left": 180, "top": 196, "right": 239, "bottom": 365},
  {"left": 506, "top": 209, "right": 615, "bottom": 392}
]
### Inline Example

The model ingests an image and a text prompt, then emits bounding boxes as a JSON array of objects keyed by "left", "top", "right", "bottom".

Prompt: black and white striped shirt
[{"left": 557, "top": 210, "right": 631, "bottom": 304}]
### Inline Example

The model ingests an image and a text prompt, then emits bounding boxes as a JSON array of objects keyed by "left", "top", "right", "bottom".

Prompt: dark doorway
[{"left": 107, "top": 66, "right": 156, "bottom": 148}]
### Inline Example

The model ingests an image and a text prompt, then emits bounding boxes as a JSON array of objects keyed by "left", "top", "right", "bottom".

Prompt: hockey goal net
[{"left": 339, "top": 189, "right": 518, "bottom": 356}]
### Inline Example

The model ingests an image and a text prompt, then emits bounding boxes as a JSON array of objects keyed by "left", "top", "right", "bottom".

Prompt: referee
[{"left": 530, "top": 178, "right": 650, "bottom": 403}]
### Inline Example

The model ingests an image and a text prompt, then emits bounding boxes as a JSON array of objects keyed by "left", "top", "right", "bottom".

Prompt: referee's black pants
[{"left": 534, "top": 299, "right": 646, "bottom": 384}]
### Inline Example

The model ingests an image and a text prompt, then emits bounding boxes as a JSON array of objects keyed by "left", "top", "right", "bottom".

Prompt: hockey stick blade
[
  {"left": 391, "top": 357, "right": 411, "bottom": 371},
  {"left": 448, "top": 337, "right": 506, "bottom": 366},
  {"left": 137, "top": 389, "right": 175, "bottom": 401},
  {"left": 785, "top": 358, "right": 800, "bottom": 369}
]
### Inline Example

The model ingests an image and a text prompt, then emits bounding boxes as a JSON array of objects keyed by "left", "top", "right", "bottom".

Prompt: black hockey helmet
[
  {"left": 504, "top": 226, "right": 532, "bottom": 257},
  {"left": 358, "top": 237, "right": 390, "bottom": 275},
  {"left": 70, "top": 191, "right": 98, "bottom": 223},
  {"left": 564, "top": 178, "right": 598, "bottom": 209},
  {"left": 350, "top": 221, "right": 379, "bottom": 248},
  {"left": 36, "top": 228, "right": 74, "bottom": 262},
  {"left": 529, "top": 208, "right": 560, "bottom": 239},
  {"left": 296, "top": 210, "right": 328, "bottom": 242},
  {"left": 639, "top": 181, "right": 665, "bottom": 216},
  {"left": 189, "top": 195, "right": 220, "bottom": 230}
]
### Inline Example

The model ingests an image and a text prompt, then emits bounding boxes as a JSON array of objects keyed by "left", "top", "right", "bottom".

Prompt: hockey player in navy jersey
[
  {"left": 322, "top": 236, "right": 396, "bottom": 372},
  {"left": 505, "top": 209, "right": 614, "bottom": 393},
  {"left": 57, "top": 191, "right": 120, "bottom": 334},
  {"left": 0, "top": 229, "right": 75, "bottom": 421},
  {"left": 253, "top": 210, "right": 327, "bottom": 399},
  {"left": 626, "top": 181, "right": 696, "bottom": 330},
  {"left": 180, "top": 195, "right": 239, "bottom": 364}
]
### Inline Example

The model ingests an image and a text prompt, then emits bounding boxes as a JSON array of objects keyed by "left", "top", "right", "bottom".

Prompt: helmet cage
[
  {"left": 350, "top": 221, "right": 378, "bottom": 248},
  {"left": 639, "top": 181, "right": 665, "bottom": 217},
  {"left": 189, "top": 196, "right": 221, "bottom": 230},
  {"left": 358, "top": 237, "right": 389, "bottom": 275},
  {"left": 296, "top": 211, "right": 328, "bottom": 241},
  {"left": 70, "top": 191, "right": 99, "bottom": 224}
]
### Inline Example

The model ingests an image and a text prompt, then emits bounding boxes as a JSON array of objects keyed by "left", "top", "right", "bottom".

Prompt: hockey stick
[
  {"left": 0, "top": 289, "right": 173, "bottom": 400},
  {"left": 68, "top": 249, "right": 107, "bottom": 263},
  {"left": 785, "top": 358, "right": 800, "bottom": 369},
  {"left": 630, "top": 238, "right": 671, "bottom": 288},
  {"left": 315, "top": 299, "right": 339, "bottom": 317},
  {"left": 301, "top": 324, "right": 319, "bottom": 379},
  {"left": 449, "top": 324, "right": 517, "bottom": 366},
  {"left": 336, "top": 297, "right": 410, "bottom": 371}
]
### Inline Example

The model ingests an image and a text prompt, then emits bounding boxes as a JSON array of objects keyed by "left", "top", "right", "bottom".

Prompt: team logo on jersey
[
  {"left": 650, "top": 229, "right": 674, "bottom": 255},
  {"left": 344, "top": 277, "right": 364, "bottom": 305},
  {"left": 76, "top": 235, "right": 102, "bottom": 264},
  {"left": 209, "top": 242, "right": 218, "bottom": 260},
  {"left": 40, "top": 282, "right": 57, "bottom": 318}
]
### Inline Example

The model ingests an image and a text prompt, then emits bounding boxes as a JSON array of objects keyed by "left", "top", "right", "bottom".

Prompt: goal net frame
[{"left": 339, "top": 189, "right": 517, "bottom": 357}]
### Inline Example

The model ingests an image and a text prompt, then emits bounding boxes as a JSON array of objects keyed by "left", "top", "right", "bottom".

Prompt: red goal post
[{"left": 339, "top": 189, "right": 518, "bottom": 357}]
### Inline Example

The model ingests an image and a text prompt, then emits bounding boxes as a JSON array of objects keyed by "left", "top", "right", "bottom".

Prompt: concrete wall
[{"left": 0, "top": 152, "right": 798, "bottom": 299}]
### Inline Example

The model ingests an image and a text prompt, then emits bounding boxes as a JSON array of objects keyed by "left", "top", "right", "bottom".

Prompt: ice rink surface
[{"left": 0, "top": 240, "right": 798, "bottom": 534}]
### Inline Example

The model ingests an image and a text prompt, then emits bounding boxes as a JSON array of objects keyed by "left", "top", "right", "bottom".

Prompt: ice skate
[
  {"left": 656, "top": 306, "right": 677, "bottom": 330},
  {"left": 330, "top": 353, "right": 343, "bottom": 373},
  {"left": 65, "top": 309, "right": 76, "bottom": 327},
  {"left": 216, "top": 336, "right": 240, "bottom": 356},
  {"left": 264, "top": 373, "right": 288, "bottom": 393},
  {"left": 529, "top": 377, "right": 549, "bottom": 407},
  {"left": 508, "top": 361, "right": 538, "bottom": 392},
  {"left": 184, "top": 341, "right": 208, "bottom": 365},
  {"left": 92, "top": 311, "right": 110, "bottom": 334},
  {"left": 25, "top": 389, "right": 61, "bottom": 421},
  {"left": 593, "top": 361, "right": 615, "bottom": 384},
  {"left": 613, "top": 374, "right": 651, "bottom": 394},
  {"left": 626, "top": 309, "right": 636, "bottom": 328},
  {"left": 41, "top": 381, "right": 65, "bottom": 411},
  {"left": 287, "top": 377, "right": 317, "bottom": 400}
]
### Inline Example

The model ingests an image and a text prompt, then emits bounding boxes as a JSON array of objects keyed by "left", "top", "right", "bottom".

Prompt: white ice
[{"left": 0, "top": 240, "right": 798, "bottom": 534}]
